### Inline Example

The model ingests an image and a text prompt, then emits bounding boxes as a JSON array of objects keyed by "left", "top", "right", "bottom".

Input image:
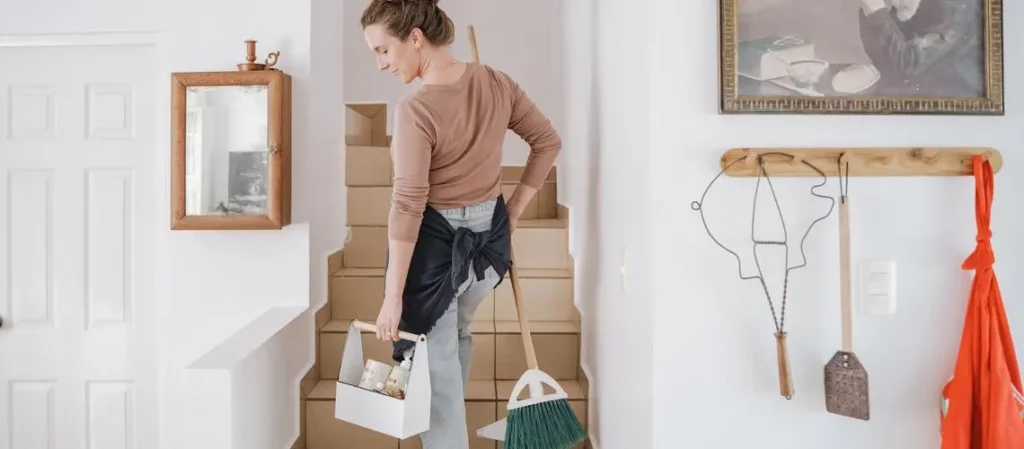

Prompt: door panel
[{"left": 0, "top": 42, "right": 157, "bottom": 449}]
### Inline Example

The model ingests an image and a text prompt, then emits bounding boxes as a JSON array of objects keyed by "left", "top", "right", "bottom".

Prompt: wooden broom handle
[
  {"left": 467, "top": 25, "right": 480, "bottom": 63},
  {"left": 467, "top": 24, "right": 538, "bottom": 371},
  {"left": 509, "top": 250, "right": 540, "bottom": 370}
]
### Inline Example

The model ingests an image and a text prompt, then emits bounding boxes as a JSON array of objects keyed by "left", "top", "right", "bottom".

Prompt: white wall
[
  {"left": 0, "top": 0, "right": 345, "bottom": 448},
  {"left": 554, "top": 0, "right": 655, "bottom": 447},
  {"left": 342, "top": 0, "right": 562, "bottom": 165},
  {"left": 186, "top": 306, "right": 313, "bottom": 449},
  {"left": 650, "top": 2, "right": 1024, "bottom": 449}
]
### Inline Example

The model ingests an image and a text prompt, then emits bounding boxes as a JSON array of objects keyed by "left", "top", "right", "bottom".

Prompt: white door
[{"left": 0, "top": 39, "right": 158, "bottom": 448}]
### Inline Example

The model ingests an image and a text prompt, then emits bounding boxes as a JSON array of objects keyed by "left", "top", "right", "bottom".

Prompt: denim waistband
[{"left": 435, "top": 197, "right": 499, "bottom": 218}]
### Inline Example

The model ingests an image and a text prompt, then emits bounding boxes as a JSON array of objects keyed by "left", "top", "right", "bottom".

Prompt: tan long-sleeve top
[{"left": 388, "top": 62, "right": 562, "bottom": 243}]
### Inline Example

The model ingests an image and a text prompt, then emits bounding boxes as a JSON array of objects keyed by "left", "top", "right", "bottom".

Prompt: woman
[
  {"left": 360, "top": 0, "right": 562, "bottom": 447},
  {"left": 857, "top": 0, "right": 984, "bottom": 97}
]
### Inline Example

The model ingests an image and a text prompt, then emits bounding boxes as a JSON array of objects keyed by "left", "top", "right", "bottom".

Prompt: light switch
[
  {"left": 859, "top": 260, "right": 897, "bottom": 315},
  {"left": 868, "top": 272, "right": 890, "bottom": 295},
  {"left": 621, "top": 246, "right": 628, "bottom": 292}
]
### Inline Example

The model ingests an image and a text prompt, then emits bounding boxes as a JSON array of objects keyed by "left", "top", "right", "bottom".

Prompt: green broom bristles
[{"left": 504, "top": 398, "right": 586, "bottom": 449}]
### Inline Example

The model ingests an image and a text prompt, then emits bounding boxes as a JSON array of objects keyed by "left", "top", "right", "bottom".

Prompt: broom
[
  {"left": 466, "top": 24, "right": 584, "bottom": 448},
  {"left": 477, "top": 249, "right": 586, "bottom": 448}
]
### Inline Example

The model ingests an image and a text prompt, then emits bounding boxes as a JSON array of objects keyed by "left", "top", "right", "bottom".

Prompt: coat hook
[
  {"left": 838, "top": 152, "right": 850, "bottom": 166},
  {"left": 744, "top": 149, "right": 758, "bottom": 166},
  {"left": 921, "top": 148, "right": 939, "bottom": 164},
  {"left": 965, "top": 150, "right": 992, "bottom": 165},
  {"left": 910, "top": 148, "right": 939, "bottom": 164}
]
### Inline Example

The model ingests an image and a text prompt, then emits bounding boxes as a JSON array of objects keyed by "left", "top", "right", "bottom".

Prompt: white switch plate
[
  {"left": 621, "top": 246, "right": 628, "bottom": 292},
  {"left": 859, "top": 260, "right": 897, "bottom": 315}
]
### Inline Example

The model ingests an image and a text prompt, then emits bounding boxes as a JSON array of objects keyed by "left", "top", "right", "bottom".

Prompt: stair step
[
  {"left": 330, "top": 266, "right": 576, "bottom": 324},
  {"left": 342, "top": 225, "right": 571, "bottom": 270},
  {"left": 321, "top": 319, "right": 580, "bottom": 335},
  {"left": 343, "top": 146, "right": 557, "bottom": 188},
  {"left": 342, "top": 167, "right": 555, "bottom": 188},
  {"left": 317, "top": 320, "right": 580, "bottom": 382},
  {"left": 307, "top": 378, "right": 586, "bottom": 401},
  {"left": 305, "top": 379, "right": 587, "bottom": 449},
  {"left": 347, "top": 185, "right": 561, "bottom": 224},
  {"left": 333, "top": 266, "right": 571, "bottom": 278},
  {"left": 493, "top": 320, "right": 579, "bottom": 333},
  {"left": 512, "top": 218, "right": 567, "bottom": 228}
]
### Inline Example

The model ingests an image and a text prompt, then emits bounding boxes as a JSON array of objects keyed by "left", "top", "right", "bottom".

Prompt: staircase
[{"left": 295, "top": 103, "right": 589, "bottom": 449}]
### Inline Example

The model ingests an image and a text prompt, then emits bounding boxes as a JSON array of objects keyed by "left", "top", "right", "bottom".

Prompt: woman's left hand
[
  {"left": 507, "top": 196, "right": 527, "bottom": 233},
  {"left": 376, "top": 296, "right": 403, "bottom": 341}
]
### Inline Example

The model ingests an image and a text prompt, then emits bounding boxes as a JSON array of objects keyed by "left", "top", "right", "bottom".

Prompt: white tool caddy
[{"left": 334, "top": 320, "right": 431, "bottom": 438}]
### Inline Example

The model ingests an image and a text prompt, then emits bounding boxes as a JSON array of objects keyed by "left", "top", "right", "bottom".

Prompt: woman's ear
[{"left": 409, "top": 28, "right": 424, "bottom": 49}]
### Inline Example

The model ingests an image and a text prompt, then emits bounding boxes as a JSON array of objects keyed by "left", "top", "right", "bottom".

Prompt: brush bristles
[{"left": 504, "top": 398, "right": 586, "bottom": 449}]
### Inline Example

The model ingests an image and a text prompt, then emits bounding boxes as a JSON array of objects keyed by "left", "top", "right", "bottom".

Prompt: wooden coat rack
[
  {"left": 695, "top": 146, "right": 1001, "bottom": 402},
  {"left": 720, "top": 147, "right": 1001, "bottom": 177}
]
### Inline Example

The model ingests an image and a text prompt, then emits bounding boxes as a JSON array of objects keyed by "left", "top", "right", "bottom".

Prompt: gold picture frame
[{"left": 718, "top": 0, "right": 1004, "bottom": 115}]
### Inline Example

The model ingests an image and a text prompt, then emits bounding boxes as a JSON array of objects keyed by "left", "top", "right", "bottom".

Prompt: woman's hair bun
[
  {"left": 383, "top": 0, "right": 439, "bottom": 4},
  {"left": 363, "top": 0, "right": 453, "bottom": 46}
]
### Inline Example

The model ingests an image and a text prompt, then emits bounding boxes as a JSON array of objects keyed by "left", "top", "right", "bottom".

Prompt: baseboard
[
  {"left": 553, "top": 202, "right": 600, "bottom": 449},
  {"left": 562, "top": 204, "right": 587, "bottom": 317},
  {"left": 579, "top": 359, "right": 598, "bottom": 448},
  {"left": 580, "top": 362, "right": 595, "bottom": 399}
]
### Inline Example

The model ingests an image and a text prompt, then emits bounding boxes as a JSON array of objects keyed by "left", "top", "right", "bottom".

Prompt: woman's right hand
[{"left": 375, "top": 295, "right": 403, "bottom": 341}]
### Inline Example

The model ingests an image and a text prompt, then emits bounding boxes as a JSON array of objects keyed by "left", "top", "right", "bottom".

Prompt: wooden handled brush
[
  {"left": 477, "top": 249, "right": 584, "bottom": 447},
  {"left": 824, "top": 153, "right": 871, "bottom": 420},
  {"left": 466, "top": 25, "right": 584, "bottom": 447},
  {"left": 467, "top": 25, "right": 480, "bottom": 64},
  {"left": 510, "top": 254, "right": 540, "bottom": 370}
]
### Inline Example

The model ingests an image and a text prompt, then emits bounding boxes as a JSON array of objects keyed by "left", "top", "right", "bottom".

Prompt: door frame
[{"left": 0, "top": 30, "right": 170, "bottom": 447}]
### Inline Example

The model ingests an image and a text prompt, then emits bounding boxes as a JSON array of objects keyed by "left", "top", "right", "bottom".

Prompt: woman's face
[
  {"left": 364, "top": 23, "right": 422, "bottom": 84},
  {"left": 889, "top": 0, "right": 922, "bottom": 21}
]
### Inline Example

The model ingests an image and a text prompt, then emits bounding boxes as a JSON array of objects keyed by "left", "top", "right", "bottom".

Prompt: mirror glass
[{"left": 184, "top": 85, "right": 270, "bottom": 216}]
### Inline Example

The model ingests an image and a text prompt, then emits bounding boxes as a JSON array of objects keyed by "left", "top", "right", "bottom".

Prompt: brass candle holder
[{"left": 237, "top": 39, "right": 280, "bottom": 71}]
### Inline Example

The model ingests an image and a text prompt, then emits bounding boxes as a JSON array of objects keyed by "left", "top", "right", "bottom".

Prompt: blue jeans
[{"left": 412, "top": 198, "right": 502, "bottom": 449}]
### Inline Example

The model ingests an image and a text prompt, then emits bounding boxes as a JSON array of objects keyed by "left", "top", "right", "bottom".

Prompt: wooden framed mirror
[{"left": 170, "top": 43, "right": 292, "bottom": 230}]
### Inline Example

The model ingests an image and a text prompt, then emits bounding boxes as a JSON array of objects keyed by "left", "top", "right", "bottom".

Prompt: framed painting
[{"left": 718, "top": 0, "right": 1004, "bottom": 115}]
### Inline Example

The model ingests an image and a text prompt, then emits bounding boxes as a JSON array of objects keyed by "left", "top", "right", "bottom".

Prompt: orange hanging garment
[{"left": 940, "top": 155, "right": 1024, "bottom": 449}]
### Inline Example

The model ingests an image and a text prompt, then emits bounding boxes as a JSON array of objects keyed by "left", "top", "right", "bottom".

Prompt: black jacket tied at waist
[{"left": 389, "top": 195, "right": 511, "bottom": 361}]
